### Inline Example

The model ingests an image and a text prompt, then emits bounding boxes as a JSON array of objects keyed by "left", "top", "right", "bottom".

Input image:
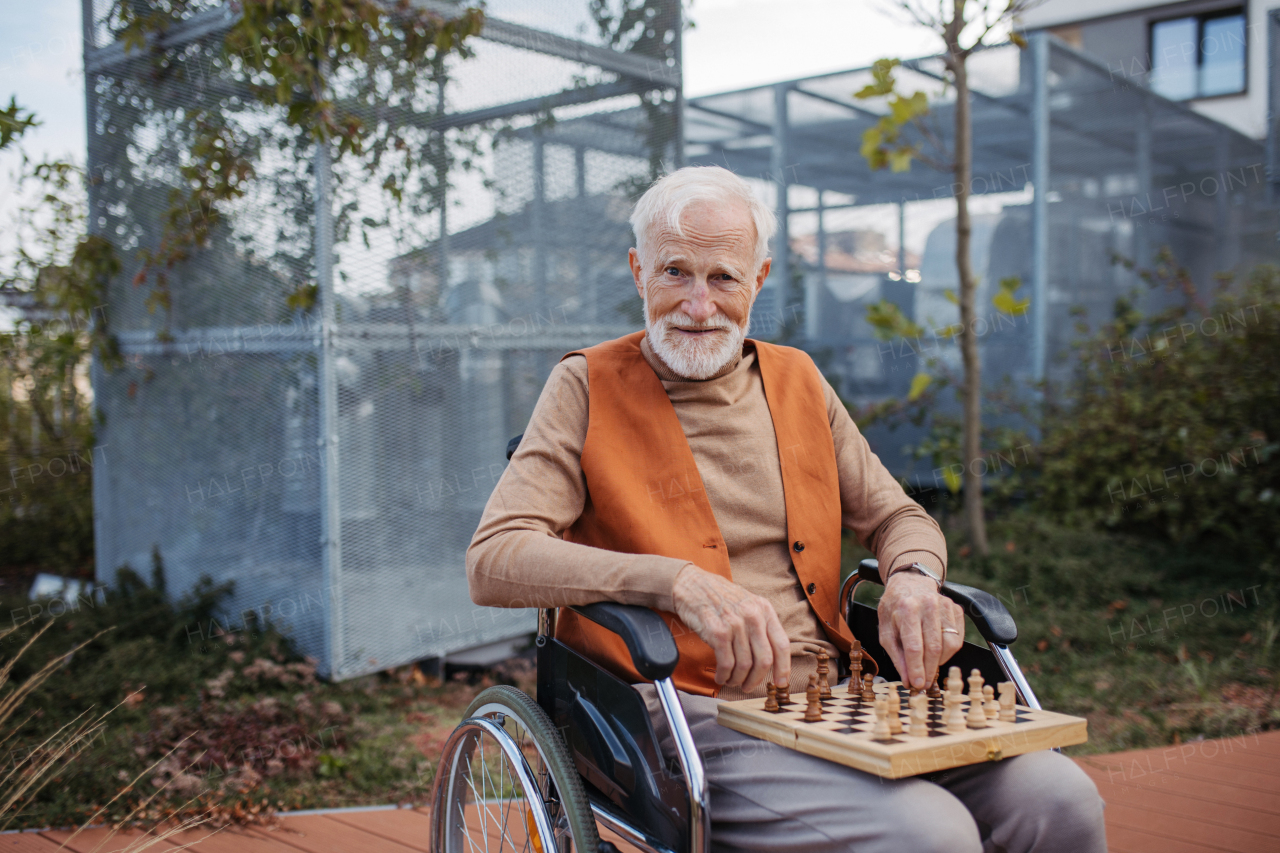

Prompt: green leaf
[
  {"left": 942, "top": 465, "right": 962, "bottom": 494},
  {"left": 993, "top": 276, "right": 1030, "bottom": 316},
  {"left": 908, "top": 372, "right": 933, "bottom": 401},
  {"left": 944, "top": 289, "right": 958, "bottom": 305},
  {"left": 888, "top": 147, "right": 914, "bottom": 172}
]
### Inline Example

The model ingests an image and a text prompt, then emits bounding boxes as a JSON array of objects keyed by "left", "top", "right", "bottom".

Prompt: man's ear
[
  {"left": 628, "top": 248, "right": 645, "bottom": 300},
  {"left": 755, "top": 258, "right": 772, "bottom": 295}
]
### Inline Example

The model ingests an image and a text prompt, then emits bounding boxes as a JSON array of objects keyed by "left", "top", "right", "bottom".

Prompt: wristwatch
[{"left": 885, "top": 561, "right": 943, "bottom": 591}]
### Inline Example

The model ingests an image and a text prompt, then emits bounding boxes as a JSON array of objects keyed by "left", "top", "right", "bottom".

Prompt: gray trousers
[{"left": 638, "top": 687, "right": 1107, "bottom": 853}]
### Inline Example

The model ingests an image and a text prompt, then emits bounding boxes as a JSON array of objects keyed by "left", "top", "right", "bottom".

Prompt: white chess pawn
[
  {"left": 946, "top": 665, "right": 964, "bottom": 699},
  {"left": 944, "top": 692, "right": 966, "bottom": 734},
  {"left": 983, "top": 684, "right": 999, "bottom": 720},
  {"left": 966, "top": 669, "right": 988, "bottom": 729},
  {"left": 872, "top": 694, "right": 892, "bottom": 739},
  {"left": 887, "top": 688, "right": 903, "bottom": 734},
  {"left": 998, "top": 682, "right": 1017, "bottom": 723},
  {"left": 908, "top": 692, "right": 929, "bottom": 737}
]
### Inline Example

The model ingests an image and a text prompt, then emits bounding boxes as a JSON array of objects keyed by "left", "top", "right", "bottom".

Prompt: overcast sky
[{"left": 0, "top": 0, "right": 944, "bottom": 169}]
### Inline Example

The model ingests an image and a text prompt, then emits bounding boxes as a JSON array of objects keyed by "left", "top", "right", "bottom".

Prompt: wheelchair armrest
[
  {"left": 856, "top": 558, "right": 1018, "bottom": 646},
  {"left": 569, "top": 602, "right": 679, "bottom": 682}
]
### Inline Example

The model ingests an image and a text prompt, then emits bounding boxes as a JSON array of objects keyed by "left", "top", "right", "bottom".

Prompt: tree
[
  {"left": 1, "top": 104, "right": 119, "bottom": 571},
  {"left": 857, "top": 1, "right": 1037, "bottom": 556}
]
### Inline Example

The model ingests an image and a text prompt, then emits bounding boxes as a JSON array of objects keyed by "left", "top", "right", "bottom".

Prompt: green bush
[{"left": 1034, "top": 262, "right": 1280, "bottom": 556}]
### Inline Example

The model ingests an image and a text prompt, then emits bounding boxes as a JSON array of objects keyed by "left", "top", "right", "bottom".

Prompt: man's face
[{"left": 628, "top": 200, "right": 771, "bottom": 379}]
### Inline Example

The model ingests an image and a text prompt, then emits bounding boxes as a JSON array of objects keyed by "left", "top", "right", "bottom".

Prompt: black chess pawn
[
  {"left": 764, "top": 683, "right": 781, "bottom": 713},
  {"left": 927, "top": 669, "right": 942, "bottom": 699},
  {"left": 803, "top": 674, "right": 823, "bottom": 722},
  {"left": 816, "top": 651, "right": 832, "bottom": 700}
]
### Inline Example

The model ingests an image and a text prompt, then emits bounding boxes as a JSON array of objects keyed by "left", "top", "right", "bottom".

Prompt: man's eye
[{"left": 665, "top": 267, "right": 681, "bottom": 276}]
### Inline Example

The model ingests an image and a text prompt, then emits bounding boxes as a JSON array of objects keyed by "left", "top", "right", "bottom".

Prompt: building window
[{"left": 1149, "top": 8, "right": 1246, "bottom": 100}]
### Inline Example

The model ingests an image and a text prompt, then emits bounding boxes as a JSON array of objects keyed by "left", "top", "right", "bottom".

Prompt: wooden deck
[{"left": 7, "top": 731, "right": 1278, "bottom": 853}]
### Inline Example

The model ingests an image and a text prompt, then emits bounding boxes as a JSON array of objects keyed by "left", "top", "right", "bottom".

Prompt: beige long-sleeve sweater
[{"left": 466, "top": 337, "right": 947, "bottom": 699}]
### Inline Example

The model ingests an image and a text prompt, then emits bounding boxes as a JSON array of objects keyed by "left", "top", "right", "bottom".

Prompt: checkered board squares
[{"left": 717, "top": 682, "right": 1087, "bottom": 779}]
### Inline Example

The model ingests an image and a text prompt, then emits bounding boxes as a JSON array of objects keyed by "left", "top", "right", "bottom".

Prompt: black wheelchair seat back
[{"left": 538, "top": 634, "right": 691, "bottom": 852}]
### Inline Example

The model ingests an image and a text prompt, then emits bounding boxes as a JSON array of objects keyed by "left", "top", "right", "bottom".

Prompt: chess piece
[
  {"left": 966, "top": 669, "right": 988, "bottom": 729},
  {"left": 804, "top": 674, "right": 824, "bottom": 722},
  {"left": 998, "top": 682, "right": 1016, "bottom": 723},
  {"left": 983, "top": 684, "right": 999, "bottom": 720},
  {"left": 871, "top": 694, "right": 892, "bottom": 739},
  {"left": 927, "top": 669, "right": 942, "bottom": 699},
  {"left": 776, "top": 681, "right": 794, "bottom": 707},
  {"left": 848, "top": 647, "right": 863, "bottom": 696},
  {"left": 908, "top": 693, "right": 929, "bottom": 737},
  {"left": 887, "top": 687, "right": 903, "bottom": 734},
  {"left": 764, "top": 683, "right": 780, "bottom": 713},
  {"left": 944, "top": 692, "right": 967, "bottom": 734},
  {"left": 946, "top": 666, "right": 964, "bottom": 700},
  {"left": 861, "top": 673, "right": 875, "bottom": 702},
  {"left": 817, "top": 651, "right": 832, "bottom": 700}
]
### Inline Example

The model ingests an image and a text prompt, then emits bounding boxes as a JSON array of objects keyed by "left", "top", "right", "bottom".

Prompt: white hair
[{"left": 629, "top": 166, "right": 777, "bottom": 269}]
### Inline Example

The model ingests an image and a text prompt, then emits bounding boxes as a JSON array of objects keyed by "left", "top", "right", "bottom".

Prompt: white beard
[{"left": 644, "top": 300, "right": 749, "bottom": 380}]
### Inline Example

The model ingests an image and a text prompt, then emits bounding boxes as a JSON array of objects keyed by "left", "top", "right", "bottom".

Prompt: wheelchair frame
[
  {"left": 443, "top": 435, "right": 1036, "bottom": 853},
  {"left": 502, "top": 558, "right": 1033, "bottom": 853}
]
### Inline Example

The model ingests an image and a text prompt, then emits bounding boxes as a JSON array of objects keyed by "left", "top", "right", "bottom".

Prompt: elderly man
[{"left": 468, "top": 166, "right": 1105, "bottom": 853}]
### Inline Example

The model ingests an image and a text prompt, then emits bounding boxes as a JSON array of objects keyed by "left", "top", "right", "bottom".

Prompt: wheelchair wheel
[{"left": 431, "top": 684, "right": 599, "bottom": 853}]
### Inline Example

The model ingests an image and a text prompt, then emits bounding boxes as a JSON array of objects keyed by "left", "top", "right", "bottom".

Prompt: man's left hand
[{"left": 877, "top": 571, "right": 965, "bottom": 690}]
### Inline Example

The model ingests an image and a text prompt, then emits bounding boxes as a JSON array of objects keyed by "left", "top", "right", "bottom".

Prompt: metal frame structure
[
  {"left": 685, "top": 34, "right": 1279, "bottom": 478},
  {"left": 85, "top": 0, "right": 682, "bottom": 679}
]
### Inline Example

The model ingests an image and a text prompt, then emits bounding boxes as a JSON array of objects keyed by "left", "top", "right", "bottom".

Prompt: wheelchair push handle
[
  {"left": 569, "top": 602, "right": 680, "bottom": 682},
  {"left": 857, "top": 558, "right": 1018, "bottom": 646}
]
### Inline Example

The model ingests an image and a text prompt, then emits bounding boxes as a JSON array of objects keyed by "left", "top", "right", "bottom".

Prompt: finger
[
  {"left": 709, "top": 619, "right": 736, "bottom": 686},
  {"left": 878, "top": 618, "right": 906, "bottom": 684},
  {"left": 920, "top": 597, "right": 944, "bottom": 686},
  {"left": 895, "top": 605, "right": 927, "bottom": 689},
  {"left": 942, "top": 602, "right": 965, "bottom": 661},
  {"left": 727, "top": 616, "right": 754, "bottom": 688},
  {"left": 766, "top": 612, "right": 791, "bottom": 688},
  {"left": 743, "top": 613, "right": 774, "bottom": 693}
]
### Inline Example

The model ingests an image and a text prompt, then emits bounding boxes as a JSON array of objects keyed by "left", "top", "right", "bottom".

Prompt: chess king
[{"left": 467, "top": 166, "right": 1106, "bottom": 853}]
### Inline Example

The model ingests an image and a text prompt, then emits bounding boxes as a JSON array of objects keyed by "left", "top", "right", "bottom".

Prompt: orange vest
[{"left": 554, "top": 331, "right": 853, "bottom": 696}]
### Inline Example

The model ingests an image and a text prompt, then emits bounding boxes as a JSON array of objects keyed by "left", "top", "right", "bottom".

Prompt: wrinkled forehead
[{"left": 646, "top": 199, "right": 757, "bottom": 264}]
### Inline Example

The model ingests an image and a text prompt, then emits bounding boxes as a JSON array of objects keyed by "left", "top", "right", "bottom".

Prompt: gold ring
[{"left": 942, "top": 628, "right": 960, "bottom": 635}]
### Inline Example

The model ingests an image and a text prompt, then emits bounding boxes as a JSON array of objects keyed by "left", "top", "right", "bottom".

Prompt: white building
[{"left": 1021, "top": 0, "right": 1278, "bottom": 139}]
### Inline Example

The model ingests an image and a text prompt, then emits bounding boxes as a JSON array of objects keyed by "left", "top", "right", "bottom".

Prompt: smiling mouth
[{"left": 672, "top": 327, "right": 724, "bottom": 335}]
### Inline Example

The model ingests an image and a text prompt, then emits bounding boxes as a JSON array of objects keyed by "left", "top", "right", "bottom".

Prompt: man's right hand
[{"left": 671, "top": 564, "right": 791, "bottom": 692}]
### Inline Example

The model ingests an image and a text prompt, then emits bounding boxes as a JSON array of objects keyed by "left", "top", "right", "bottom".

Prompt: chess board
[{"left": 717, "top": 681, "right": 1087, "bottom": 779}]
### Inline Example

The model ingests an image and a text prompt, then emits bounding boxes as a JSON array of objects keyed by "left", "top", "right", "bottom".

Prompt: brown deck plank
[
  {"left": 1104, "top": 822, "right": 1229, "bottom": 853},
  {"left": 40, "top": 828, "right": 178, "bottom": 853},
  {"left": 251, "top": 814, "right": 429, "bottom": 853},
  {"left": 324, "top": 809, "right": 432, "bottom": 852},
  {"left": 159, "top": 826, "right": 291, "bottom": 853},
  {"left": 1104, "top": 802, "right": 1277, "bottom": 853},
  {"left": 1082, "top": 777, "right": 1280, "bottom": 837},
  {"left": 0, "top": 835, "right": 64, "bottom": 852},
  {"left": 1078, "top": 758, "right": 1280, "bottom": 815}
]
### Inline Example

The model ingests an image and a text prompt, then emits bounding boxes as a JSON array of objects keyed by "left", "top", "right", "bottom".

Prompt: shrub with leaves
[{"left": 1035, "top": 259, "right": 1280, "bottom": 555}]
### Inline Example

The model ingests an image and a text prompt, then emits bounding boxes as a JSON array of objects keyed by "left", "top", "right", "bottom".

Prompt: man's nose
[{"left": 682, "top": 278, "right": 717, "bottom": 322}]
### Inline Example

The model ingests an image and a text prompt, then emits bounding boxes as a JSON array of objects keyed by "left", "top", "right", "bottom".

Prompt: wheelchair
[{"left": 430, "top": 438, "right": 1039, "bottom": 853}]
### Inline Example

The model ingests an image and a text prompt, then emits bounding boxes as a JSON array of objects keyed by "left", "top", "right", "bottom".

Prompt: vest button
[
  {"left": 793, "top": 541, "right": 805, "bottom": 552},
  {"left": 806, "top": 582, "right": 816, "bottom": 594}
]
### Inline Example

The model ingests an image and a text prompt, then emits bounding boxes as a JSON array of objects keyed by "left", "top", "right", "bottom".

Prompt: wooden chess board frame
[{"left": 717, "top": 682, "right": 1087, "bottom": 779}]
